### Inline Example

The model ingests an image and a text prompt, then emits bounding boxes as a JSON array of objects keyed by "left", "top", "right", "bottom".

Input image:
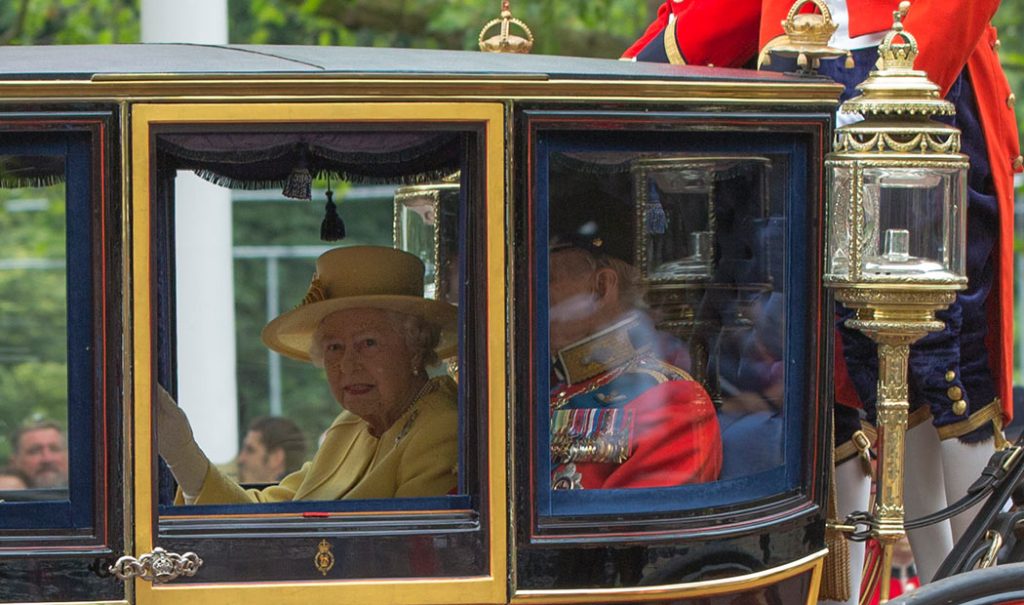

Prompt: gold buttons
[
  {"left": 1014, "top": 156, "right": 1023, "bottom": 171},
  {"left": 945, "top": 370, "right": 956, "bottom": 382},
  {"left": 995, "top": 39, "right": 1002, "bottom": 51},
  {"left": 947, "top": 386, "right": 963, "bottom": 400},
  {"left": 1008, "top": 93, "right": 1016, "bottom": 108},
  {"left": 952, "top": 400, "right": 968, "bottom": 416}
]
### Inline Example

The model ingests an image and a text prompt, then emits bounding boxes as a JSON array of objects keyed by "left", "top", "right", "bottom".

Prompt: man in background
[
  {"left": 236, "top": 416, "right": 307, "bottom": 484},
  {"left": 9, "top": 420, "right": 68, "bottom": 489}
]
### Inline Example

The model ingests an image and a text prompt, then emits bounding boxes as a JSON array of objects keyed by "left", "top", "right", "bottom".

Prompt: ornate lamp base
[{"left": 835, "top": 288, "right": 953, "bottom": 602}]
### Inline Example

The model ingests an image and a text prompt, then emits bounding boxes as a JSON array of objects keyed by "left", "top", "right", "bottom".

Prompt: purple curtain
[{"left": 157, "top": 131, "right": 461, "bottom": 191}]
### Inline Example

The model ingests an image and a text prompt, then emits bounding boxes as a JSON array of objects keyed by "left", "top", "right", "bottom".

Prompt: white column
[
  {"left": 141, "top": 0, "right": 227, "bottom": 44},
  {"left": 172, "top": 174, "right": 238, "bottom": 465},
  {"left": 142, "top": 0, "right": 238, "bottom": 464}
]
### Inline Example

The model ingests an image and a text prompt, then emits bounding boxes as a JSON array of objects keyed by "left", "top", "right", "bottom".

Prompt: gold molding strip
[
  {"left": 511, "top": 549, "right": 826, "bottom": 603},
  {"left": 0, "top": 77, "right": 842, "bottom": 104}
]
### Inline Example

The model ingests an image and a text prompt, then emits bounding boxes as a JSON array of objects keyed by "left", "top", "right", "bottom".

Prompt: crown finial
[
  {"left": 479, "top": 0, "right": 534, "bottom": 54},
  {"left": 837, "top": 0, "right": 954, "bottom": 119},
  {"left": 877, "top": 1, "right": 917, "bottom": 71}
]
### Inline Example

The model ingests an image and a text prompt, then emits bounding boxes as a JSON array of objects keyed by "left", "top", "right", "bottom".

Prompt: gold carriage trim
[{"left": 936, "top": 399, "right": 1005, "bottom": 445}]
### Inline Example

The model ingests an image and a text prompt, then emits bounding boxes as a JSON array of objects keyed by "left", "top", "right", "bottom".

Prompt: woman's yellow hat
[{"left": 261, "top": 246, "right": 457, "bottom": 362}]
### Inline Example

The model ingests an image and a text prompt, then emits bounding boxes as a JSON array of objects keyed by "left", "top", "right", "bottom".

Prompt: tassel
[
  {"left": 320, "top": 188, "right": 346, "bottom": 241},
  {"left": 821, "top": 432, "right": 852, "bottom": 602},
  {"left": 645, "top": 201, "right": 668, "bottom": 234},
  {"left": 283, "top": 147, "right": 312, "bottom": 200}
]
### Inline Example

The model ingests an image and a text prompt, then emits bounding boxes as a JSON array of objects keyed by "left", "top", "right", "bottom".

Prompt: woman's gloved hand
[{"left": 156, "top": 385, "right": 210, "bottom": 498}]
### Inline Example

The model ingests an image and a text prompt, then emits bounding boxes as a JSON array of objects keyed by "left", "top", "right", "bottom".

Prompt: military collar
[{"left": 553, "top": 313, "right": 650, "bottom": 385}]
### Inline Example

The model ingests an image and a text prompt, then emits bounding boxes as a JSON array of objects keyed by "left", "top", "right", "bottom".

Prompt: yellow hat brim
[{"left": 261, "top": 295, "right": 458, "bottom": 363}]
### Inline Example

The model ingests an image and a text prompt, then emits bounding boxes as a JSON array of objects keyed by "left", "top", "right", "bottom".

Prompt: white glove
[{"left": 156, "top": 385, "right": 210, "bottom": 498}]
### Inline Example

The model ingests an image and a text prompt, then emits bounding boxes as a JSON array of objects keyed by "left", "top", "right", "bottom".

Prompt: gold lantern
[
  {"left": 633, "top": 156, "right": 772, "bottom": 402},
  {"left": 393, "top": 174, "right": 461, "bottom": 305},
  {"left": 823, "top": 3, "right": 968, "bottom": 601}
]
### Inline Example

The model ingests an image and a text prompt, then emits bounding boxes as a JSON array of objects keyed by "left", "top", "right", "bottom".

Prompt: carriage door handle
[{"left": 108, "top": 547, "right": 203, "bottom": 583}]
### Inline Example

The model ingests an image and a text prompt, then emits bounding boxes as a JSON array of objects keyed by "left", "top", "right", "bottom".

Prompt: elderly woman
[{"left": 157, "top": 246, "right": 458, "bottom": 503}]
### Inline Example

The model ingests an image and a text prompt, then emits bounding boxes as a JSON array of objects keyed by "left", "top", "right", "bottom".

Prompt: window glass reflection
[
  {"left": 547, "top": 153, "right": 785, "bottom": 491},
  {"left": 154, "top": 130, "right": 464, "bottom": 507},
  {"left": 0, "top": 156, "right": 70, "bottom": 502}
]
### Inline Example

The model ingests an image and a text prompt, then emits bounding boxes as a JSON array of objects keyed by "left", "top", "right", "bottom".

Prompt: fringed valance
[
  {"left": 0, "top": 155, "right": 66, "bottom": 189},
  {"left": 157, "top": 131, "right": 462, "bottom": 198}
]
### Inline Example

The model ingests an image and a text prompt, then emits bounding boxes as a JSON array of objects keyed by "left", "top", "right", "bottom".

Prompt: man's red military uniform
[
  {"left": 624, "top": 0, "right": 1020, "bottom": 446},
  {"left": 550, "top": 313, "right": 722, "bottom": 490}
]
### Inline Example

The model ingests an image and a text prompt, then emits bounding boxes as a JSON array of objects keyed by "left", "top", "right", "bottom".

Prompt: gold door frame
[{"left": 129, "top": 102, "right": 507, "bottom": 605}]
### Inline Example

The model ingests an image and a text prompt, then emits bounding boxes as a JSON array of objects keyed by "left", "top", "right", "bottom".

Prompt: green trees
[{"left": 0, "top": 183, "right": 67, "bottom": 462}]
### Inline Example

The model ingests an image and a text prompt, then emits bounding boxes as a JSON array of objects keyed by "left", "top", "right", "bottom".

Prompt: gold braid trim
[
  {"left": 936, "top": 399, "right": 1004, "bottom": 442},
  {"left": 663, "top": 13, "right": 686, "bottom": 65}
]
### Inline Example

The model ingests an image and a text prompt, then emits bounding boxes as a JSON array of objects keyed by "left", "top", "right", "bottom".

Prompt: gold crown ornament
[
  {"left": 839, "top": 1, "right": 955, "bottom": 120},
  {"left": 479, "top": 0, "right": 534, "bottom": 54},
  {"left": 760, "top": 0, "right": 853, "bottom": 73}
]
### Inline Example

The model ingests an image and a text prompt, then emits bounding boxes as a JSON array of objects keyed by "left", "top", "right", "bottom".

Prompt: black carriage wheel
[{"left": 887, "top": 562, "right": 1024, "bottom": 605}]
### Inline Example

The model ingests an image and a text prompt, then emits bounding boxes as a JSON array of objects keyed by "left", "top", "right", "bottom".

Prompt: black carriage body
[{"left": 0, "top": 44, "right": 840, "bottom": 605}]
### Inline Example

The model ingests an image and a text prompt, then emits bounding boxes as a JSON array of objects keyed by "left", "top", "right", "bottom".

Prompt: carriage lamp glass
[
  {"left": 393, "top": 176, "right": 460, "bottom": 304},
  {"left": 827, "top": 160, "right": 966, "bottom": 286}
]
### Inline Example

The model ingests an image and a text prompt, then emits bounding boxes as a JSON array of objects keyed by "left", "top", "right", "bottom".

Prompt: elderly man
[
  {"left": 9, "top": 420, "right": 68, "bottom": 489},
  {"left": 237, "top": 416, "right": 308, "bottom": 484},
  {"left": 547, "top": 233, "right": 722, "bottom": 490}
]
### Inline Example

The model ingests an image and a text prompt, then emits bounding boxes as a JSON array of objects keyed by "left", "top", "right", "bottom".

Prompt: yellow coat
[{"left": 191, "top": 376, "right": 458, "bottom": 504}]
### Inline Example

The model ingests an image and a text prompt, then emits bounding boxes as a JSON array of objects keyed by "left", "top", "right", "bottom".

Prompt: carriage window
[
  {"left": 154, "top": 129, "right": 470, "bottom": 513},
  {"left": 0, "top": 156, "right": 70, "bottom": 504},
  {"left": 536, "top": 134, "right": 807, "bottom": 517},
  {"left": 0, "top": 134, "right": 96, "bottom": 530}
]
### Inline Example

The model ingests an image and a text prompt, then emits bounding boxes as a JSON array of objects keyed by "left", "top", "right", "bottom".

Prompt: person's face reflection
[
  {"left": 548, "top": 249, "right": 602, "bottom": 352},
  {"left": 316, "top": 308, "right": 419, "bottom": 435},
  {"left": 11, "top": 428, "right": 67, "bottom": 488}
]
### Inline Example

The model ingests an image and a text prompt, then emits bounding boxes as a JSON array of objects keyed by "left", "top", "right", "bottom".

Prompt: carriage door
[
  {"left": 125, "top": 102, "right": 507, "bottom": 605},
  {"left": 0, "top": 112, "right": 125, "bottom": 603}
]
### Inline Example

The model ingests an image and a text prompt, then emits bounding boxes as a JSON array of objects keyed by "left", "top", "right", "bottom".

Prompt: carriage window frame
[
  {"left": 130, "top": 102, "right": 507, "bottom": 601},
  {"left": 521, "top": 111, "right": 828, "bottom": 535},
  {"left": 152, "top": 127, "right": 474, "bottom": 519},
  {"left": 0, "top": 124, "right": 103, "bottom": 537}
]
